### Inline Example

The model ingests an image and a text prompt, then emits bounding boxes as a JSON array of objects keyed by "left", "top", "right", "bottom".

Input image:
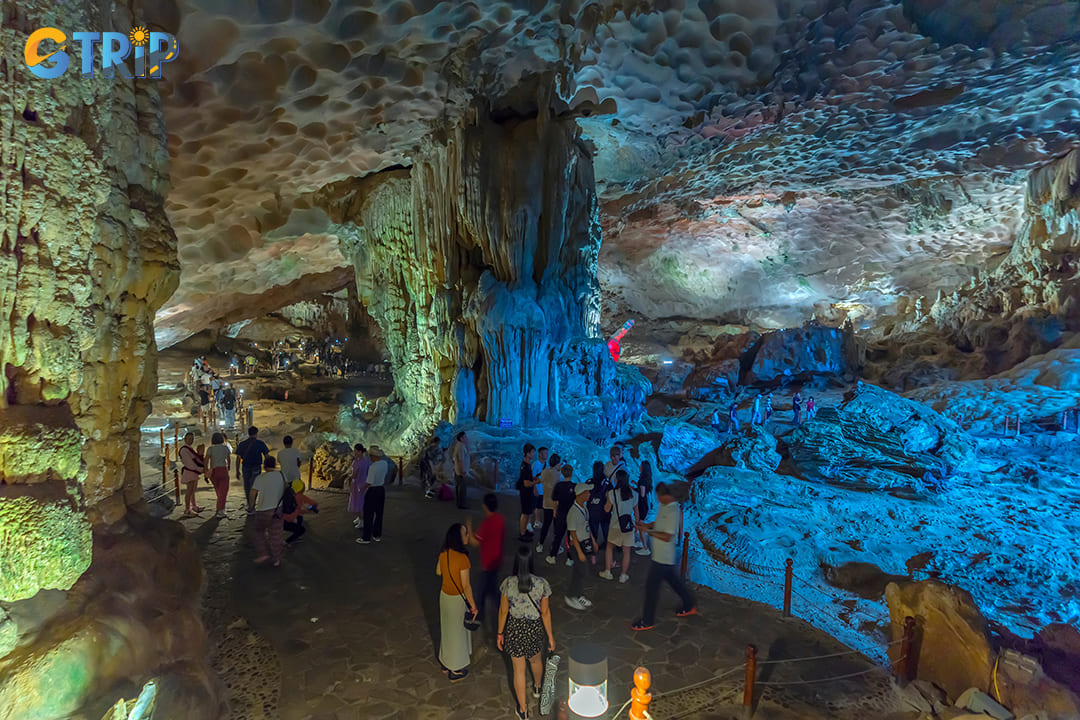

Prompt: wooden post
[
  {"left": 307, "top": 461, "right": 314, "bottom": 491},
  {"left": 161, "top": 446, "right": 167, "bottom": 486},
  {"left": 783, "top": 558, "right": 793, "bottom": 617},
  {"left": 174, "top": 424, "right": 179, "bottom": 448},
  {"left": 247, "top": 404, "right": 254, "bottom": 430},
  {"left": 629, "top": 667, "right": 652, "bottom": 720},
  {"left": 1004, "top": 415, "right": 1010, "bottom": 434},
  {"left": 1016, "top": 417, "right": 1021, "bottom": 437},
  {"left": 743, "top": 644, "right": 757, "bottom": 719},
  {"left": 159, "top": 428, "right": 165, "bottom": 456},
  {"left": 897, "top": 616, "right": 916, "bottom": 684},
  {"left": 173, "top": 463, "right": 180, "bottom": 505},
  {"left": 680, "top": 531, "right": 690, "bottom": 579}
]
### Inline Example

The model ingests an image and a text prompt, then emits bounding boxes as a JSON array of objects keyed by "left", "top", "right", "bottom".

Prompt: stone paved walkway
[{"left": 183, "top": 480, "right": 901, "bottom": 720}]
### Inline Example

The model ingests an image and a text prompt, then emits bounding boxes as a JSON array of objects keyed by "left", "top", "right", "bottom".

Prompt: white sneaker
[
  {"left": 545, "top": 556, "right": 556, "bottom": 566},
  {"left": 353, "top": 517, "right": 362, "bottom": 527},
  {"left": 598, "top": 570, "right": 614, "bottom": 581},
  {"left": 619, "top": 574, "right": 630, "bottom": 584},
  {"left": 579, "top": 596, "right": 593, "bottom": 608},
  {"left": 635, "top": 548, "right": 651, "bottom": 556},
  {"left": 215, "top": 510, "right": 227, "bottom": 518},
  {"left": 536, "top": 543, "right": 544, "bottom": 553},
  {"left": 374, "top": 537, "right": 381, "bottom": 543},
  {"left": 564, "top": 596, "right": 586, "bottom": 610},
  {"left": 565, "top": 558, "right": 574, "bottom": 567}
]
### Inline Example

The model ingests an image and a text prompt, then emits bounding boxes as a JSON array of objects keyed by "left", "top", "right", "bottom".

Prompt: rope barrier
[
  {"left": 144, "top": 482, "right": 179, "bottom": 503},
  {"left": 756, "top": 658, "right": 903, "bottom": 687}
]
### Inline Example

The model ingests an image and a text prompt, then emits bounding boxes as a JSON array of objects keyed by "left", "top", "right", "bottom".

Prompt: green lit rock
[
  {"left": 0, "top": 609, "right": 16, "bottom": 659},
  {"left": 0, "top": 495, "right": 92, "bottom": 602},
  {"left": 0, "top": 406, "right": 84, "bottom": 484}
]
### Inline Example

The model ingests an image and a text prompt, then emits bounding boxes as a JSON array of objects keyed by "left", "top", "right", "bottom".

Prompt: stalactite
[{"left": 317, "top": 113, "right": 643, "bottom": 453}]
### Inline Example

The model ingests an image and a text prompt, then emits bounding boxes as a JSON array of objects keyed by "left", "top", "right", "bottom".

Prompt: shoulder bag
[
  {"left": 443, "top": 550, "right": 480, "bottom": 631},
  {"left": 614, "top": 491, "right": 634, "bottom": 534}
]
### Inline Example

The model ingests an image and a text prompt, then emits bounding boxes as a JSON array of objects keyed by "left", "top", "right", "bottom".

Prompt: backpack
[{"left": 280, "top": 477, "right": 298, "bottom": 515}]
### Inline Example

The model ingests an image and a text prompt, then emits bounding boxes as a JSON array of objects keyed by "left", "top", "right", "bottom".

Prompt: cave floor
[{"left": 178, "top": 480, "right": 904, "bottom": 720}]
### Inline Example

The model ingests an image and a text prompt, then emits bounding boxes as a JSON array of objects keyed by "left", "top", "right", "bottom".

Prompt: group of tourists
[
  {"left": 175, "top": 426, "right": 317, "bottom": 559},
  {"left": 713, "top": 390, "right": 817, "bottom": 434},
  {"left": 189, "top": 357, "right": 240, "bottom": 429},
  {"left": 434, "top": 441, "right": 696, "bottom": 718}
]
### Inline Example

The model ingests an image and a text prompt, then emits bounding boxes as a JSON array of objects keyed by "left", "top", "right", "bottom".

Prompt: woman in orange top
[{"left": 436, "top": 523, "right": 476, "bottom": 682}]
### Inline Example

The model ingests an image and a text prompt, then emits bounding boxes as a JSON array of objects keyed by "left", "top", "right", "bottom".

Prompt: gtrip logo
[{"left": 24, "top": 26, "right": 179, "bottom": 80}]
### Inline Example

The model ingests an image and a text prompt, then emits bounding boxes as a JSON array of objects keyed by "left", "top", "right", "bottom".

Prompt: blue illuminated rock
[
  {"left": 788, "top": 382, "right": 976, "bottom": 489},
  {"left": 743, "top": 323, "right": 858, "bottom": 386}
]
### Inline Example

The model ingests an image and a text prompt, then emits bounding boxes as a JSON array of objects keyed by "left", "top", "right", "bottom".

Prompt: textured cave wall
[
  {"left": 0, "top": 1, "right": 216, "bottom": 716},
  {"left": 316, "top": 114, "right": 603, "bottom": 452},
  {"left": 871, "top": 148, "right": 1080, "bottom": 384}
]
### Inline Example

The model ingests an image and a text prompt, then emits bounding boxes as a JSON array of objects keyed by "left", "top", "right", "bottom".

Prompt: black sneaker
[{"left": 515, "top": 708, "right": 528, "bottom": 719}]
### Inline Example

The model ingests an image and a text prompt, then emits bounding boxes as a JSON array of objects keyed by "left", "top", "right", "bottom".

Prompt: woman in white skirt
[
  {"left": 436, "top": 523, "right": 476, "bottom": 682},
  {"left": 599, "top": 469, "right": 638, "bottom": 583},
  {"left": 498, "top": 545, "right": 555, "bottom": 720}
]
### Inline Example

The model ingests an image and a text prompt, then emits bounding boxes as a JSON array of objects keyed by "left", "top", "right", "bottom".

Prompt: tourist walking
[
  {"left": 807, "top": 395, "right": 816, "bottom": 420},
  {"left": 436, "top": 523, "right": 476, "bottom": 682},
  {"left": 517, "top": 444, "right": 538, "bottom": 541},
  {"left": 248, "top": 456, "right": 286, "bottom": 567},
  {"left": 631, "top": 483, "right": 696, "bottom": 631},
  {"left": 792, "top": 391, "right": 802, "bottom": 426},
  {"left": 453, "top": 431, "right": 470, "bottom": 509},
  {"left": 711, "top": 408, "right": 722, "bottom": 436},
  {"left": 178, "top": 432, "right": 206, "bottom": 517},
  {"left": 349, "top": 444, "right": 370, "bottom": 530},
  {"left": 221, "top": 385, "right": 237, "bottom": 429},
  {"left": 357, "top": 447, "right": 388, "bottom": 544},
  {"left": 765, "top": 393, "right": 773, "bottom": 424},
  {"left": 727, "top": 402, "right": 739, "bottom": 433},
  {"left": 535, "top": 453, "right": 562, "bottom": 552},
  {"left": 498, "top": 545, "right": 555, "bottom": 720},
  {"left": 635, "top": 462, "right": 653, "bottom": 556},
  {"left": 751, "top": 395, "right": 762, "bottom": 425},
  {"left": 467, "top": 493, "right": 505, "bottom": 633},
  {"left": 565, "top": 482, "right": 596, "bottom": 610},
  {"left": 546, "top": 464, "right": 576, "bottom": 565},
  {"left": 278, "top": 435, "right": 302, "bottom": 486},
  {"left": 600, "top": 469, "right": 638, "bottom": 583},
  {"left": 237, "top": 426, "right": 270, "bottom": 514},
  {"left": 205, "top": 432, "right": 231, "bottom": 518},
  {"left": 421, "top": 435, "right": 441, "bottom": 498}
]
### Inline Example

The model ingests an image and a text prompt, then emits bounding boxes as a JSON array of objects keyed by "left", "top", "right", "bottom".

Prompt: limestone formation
[
  {"left": 788, "top": 382, "right": 976, "bottom": 490},
  {"left": 885, "top": 579, "right": 994, "bottom": 701},
  {"left": 1, "top": 0, "right": 214, "bottom": 715},
  {"left": 311, "top": 441, "right": 354, "bottom": 490},
  {"left": 743, "top": 323, "right": 858, "bottom": 386},
  {"left": 314, "top": 114, "right": 641, "bottom": 453}
]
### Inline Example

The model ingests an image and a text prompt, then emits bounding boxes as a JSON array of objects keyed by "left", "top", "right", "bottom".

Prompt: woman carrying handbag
[
  {"left": 497, "top": 545, "right": 555, "bottom": 720},
  {"left": 436, "top": 523, "right": 477, "bottom": 682}
]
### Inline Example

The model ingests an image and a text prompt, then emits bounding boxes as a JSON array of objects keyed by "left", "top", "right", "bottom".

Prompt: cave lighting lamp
[
  {"left": 662, "top": 360, "right": 673, "bottom": 365},
  {"left": 568, "top": 644, "right": 608, "bottom": 718}
]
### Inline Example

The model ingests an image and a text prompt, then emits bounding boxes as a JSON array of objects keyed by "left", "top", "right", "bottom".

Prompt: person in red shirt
[{"left": 468, "top": 493, "right": 506, "bottom": 635}]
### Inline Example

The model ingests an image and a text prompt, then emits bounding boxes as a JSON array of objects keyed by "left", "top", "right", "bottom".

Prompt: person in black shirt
[
  {"left": 236, "top": 426, "right": 270, "bottom": 514},
  {"left": 545, "top": 464, "right": 577, "bottom": 565},
  {"left": 587, "top": 461, "right": 611, "bottom": 551},
  {"left": 516, "top": 444, "right": 537, "bottom": 541}
]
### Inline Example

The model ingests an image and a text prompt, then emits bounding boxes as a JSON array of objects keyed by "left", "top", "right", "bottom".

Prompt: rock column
[{"left": 317, "top": 115, "right": 603, "bottom": 451}]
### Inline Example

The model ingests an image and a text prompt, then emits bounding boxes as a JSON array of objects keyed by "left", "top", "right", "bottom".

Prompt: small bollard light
[{"left": 568, "top": 644, "right": 608, "bottom": 718}]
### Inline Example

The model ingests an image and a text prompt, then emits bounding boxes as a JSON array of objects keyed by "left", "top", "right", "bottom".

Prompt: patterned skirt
[{"left": 504, "top": 614, "right": 545, "bottom": 659}]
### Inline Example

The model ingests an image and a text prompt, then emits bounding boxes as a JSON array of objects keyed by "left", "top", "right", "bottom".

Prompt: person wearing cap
[
  {"left": 564, "top": 481, "right": 596, "bottom": 611},
  {"left": 358, "top": 446, "right": 388, "bottom": 544}
]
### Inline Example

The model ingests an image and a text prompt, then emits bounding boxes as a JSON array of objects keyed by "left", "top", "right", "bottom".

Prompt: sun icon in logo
[{"left": 129, "top": 26, "right": 149, "bottom": 47}]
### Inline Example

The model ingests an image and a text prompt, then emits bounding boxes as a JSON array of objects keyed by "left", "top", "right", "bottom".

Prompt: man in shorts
[{"left": 516, "top": 443, "right": 537, "bottom": 542}]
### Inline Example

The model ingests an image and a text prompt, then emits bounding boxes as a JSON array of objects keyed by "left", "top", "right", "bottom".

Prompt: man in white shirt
[
  {"left": 277, "top": 435, "right": 302, "bottom": 485},
  {"left": 452, "top": 431, "right": 470, "bottom": 509},
  {"left": 248, "top": 457, "right": 286, "bottom": 566},
  {"left": 631, "top": 482, "right": 695, "bottom": 631},
  {"left": 565, "top": 482, "right": 596, "bottom": 611},
  {"left": 358, "top": 447, "right": 389, "bottom": 544}
]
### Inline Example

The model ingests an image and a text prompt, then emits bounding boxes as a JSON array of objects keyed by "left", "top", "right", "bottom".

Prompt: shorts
[{"left": 519, "top": 489, "right": 535, "bottom": 515}]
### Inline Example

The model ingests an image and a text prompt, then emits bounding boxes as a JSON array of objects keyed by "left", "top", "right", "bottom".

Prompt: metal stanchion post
[
  {"left": 743, "top": 644, "right": 757, "bottom": 720},
  {"left": 629, "top": 667, "right": 652, "bottom": 720},
  {"left": 783, "top": 558, "right": 793, "bottom": 617}
]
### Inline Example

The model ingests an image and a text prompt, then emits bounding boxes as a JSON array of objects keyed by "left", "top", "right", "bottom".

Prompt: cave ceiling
[{"left": 154, "top": 0, "right": 1080, "bottom": 346}]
